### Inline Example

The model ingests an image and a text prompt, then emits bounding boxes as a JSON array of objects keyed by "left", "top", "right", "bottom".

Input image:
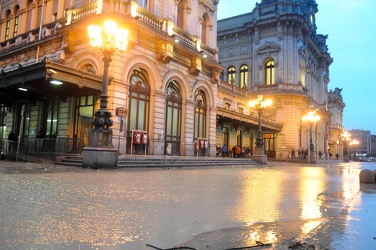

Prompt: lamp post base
[
  {"left": 309, "top": 154, "right": 317, "bottom": 164},
  {"left": 253, "top": 147, "right": 267, "bottom": 164},
  {"left": 83, "top": 147, "right": 118, "bottom": 169},
  {"left": 82, "top": 129, "right": 118, "bottom": 169},
  {"left": 343, "top": 155, "right": 350, "bottom": 162}
]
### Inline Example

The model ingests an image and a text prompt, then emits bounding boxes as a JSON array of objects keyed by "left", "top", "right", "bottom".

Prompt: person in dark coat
[
  {"left": 8, "top": 130, "right": 17, "bottom": 153},
  {"left": 232, "top": 145, "right": 237, "bottom": 158}
]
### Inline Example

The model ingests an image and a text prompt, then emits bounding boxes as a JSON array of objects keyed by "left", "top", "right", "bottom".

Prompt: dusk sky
[{"left": 218, "top": 0, "right": 376, "bottom": 135}]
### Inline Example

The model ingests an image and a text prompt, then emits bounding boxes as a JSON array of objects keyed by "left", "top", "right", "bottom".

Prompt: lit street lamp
[
  {"left": 248, "top": 95, "right": 272, "bottom": 164},
  {"left": 349, "top": 139, "right": 359, "bottom": 160},
  {"left": 302, "top": 109, "right": 320, "bottom": 164},
  {"left": 341, "top": 131, "right": 351, "bottom": 162},
  {"left": 83, "top": 20, "right": 128, "bottom": 169}
]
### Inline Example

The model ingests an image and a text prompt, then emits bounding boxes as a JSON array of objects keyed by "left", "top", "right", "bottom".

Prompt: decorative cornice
[{"left": 256, "top": 41, "right": 281, "bottom": 55}]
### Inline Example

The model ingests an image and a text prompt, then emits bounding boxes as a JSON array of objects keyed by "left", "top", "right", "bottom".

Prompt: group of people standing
[
  {"left": 290, "top": 148, "right": 340, "bottom": 160},
  {"left": 217, "top": 144, "right": 252, "bottom": 158},
  {"left": 289, "top": 148, "right": 308, "bottom": 160}
]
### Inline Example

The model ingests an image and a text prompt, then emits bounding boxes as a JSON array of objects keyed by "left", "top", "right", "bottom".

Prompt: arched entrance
[
  {"left": 165, "top": 80, "right": 182, "bottom": 155},
  {"left": 127, "top": 68, "right": 150, "bottom": 154}
]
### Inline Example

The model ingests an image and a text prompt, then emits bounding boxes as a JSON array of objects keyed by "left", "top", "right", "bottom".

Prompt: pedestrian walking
[{"left": 222, "top": 144, "right": 228, "bottom": 158}]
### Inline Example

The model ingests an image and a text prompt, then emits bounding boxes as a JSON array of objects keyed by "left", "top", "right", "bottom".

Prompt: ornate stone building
[
  {"left": 0, "top": 0, "right": 225, "bottom": 157},
  {"left": 0, "top": 0, "right": 345, "bottom": 161},
  {"left": 327, "top": 87, "right": 345, "bottom": 157},
  {"left": 216, "top": 0, "right": 344, "bottom": 160}
]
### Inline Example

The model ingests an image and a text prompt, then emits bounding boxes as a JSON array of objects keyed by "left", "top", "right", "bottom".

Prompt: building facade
[
  {"left": 0, "top": 0, "right": 231, "bottom": 157},
  {"left": 349, "top": 129, "right": 372, "bottom": 158},
  {"left": 327, "top": 87, "right": 345, "bottom": 158},
  {"left": 216, "top": 0, "right": 345, "bottom": 160},
  {"left": 0, "top": 0, "right": 345, "bottom": 161}
]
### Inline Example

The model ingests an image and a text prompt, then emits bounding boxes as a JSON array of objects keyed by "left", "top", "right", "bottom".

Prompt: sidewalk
[{"left": 0, "top": 157, "right": 346, "bottom": 173}]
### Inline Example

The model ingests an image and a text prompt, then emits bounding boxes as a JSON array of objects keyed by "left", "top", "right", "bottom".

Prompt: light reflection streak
[
  {"left": 299, "top": 168, "right": 325, "bottom": 220},
  {"left": 300, "top": 220, "right": 323, "bottom": 235},
  {"left": 234, "top": 170, "right": 283, "bottom": 225}
]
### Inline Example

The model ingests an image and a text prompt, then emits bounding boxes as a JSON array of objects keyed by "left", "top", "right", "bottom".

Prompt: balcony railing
[
  {"left": 252, "top": 83, "right": 308, "bottom": 94},
  {"left": 0, "top": 1, "right": 217, "bottom": 65},
  {"left": 218, "top": 81, "right": 248, "bottom": 97}
]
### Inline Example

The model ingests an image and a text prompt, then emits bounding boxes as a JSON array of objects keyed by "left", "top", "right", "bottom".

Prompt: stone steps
[{"left": 56, "top": 155, "right": 260, "bottom": 168}]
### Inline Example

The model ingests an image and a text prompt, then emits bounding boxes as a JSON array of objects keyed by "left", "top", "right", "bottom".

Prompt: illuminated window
[
  {"left": 5, "top": 10, "right": 11, "bottom": 40},
  {"left": 239, "top": 64, "right": 249, "bottom": 89},
  {"left": 227, "top": 66, "right": 236, "bottom": 85},
  {"left": 13, "top": 6, "right": 20, "bottom": 37},
  {"left": 194, "top": 90, "right": 206, "bottom": 139},
  {"left": 265, "top": 60, "right": 275, "bottom": 85}
]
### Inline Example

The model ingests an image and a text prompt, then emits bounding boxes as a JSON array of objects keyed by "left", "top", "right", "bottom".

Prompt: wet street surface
[{"left": 0, "top": 161, "right": 375, "bottom": 249}]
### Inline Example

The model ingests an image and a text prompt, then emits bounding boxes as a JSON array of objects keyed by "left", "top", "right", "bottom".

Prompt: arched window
[
  {"left": 239, "top": 64, "right": 249, "bottom": 89},
  {"left": 194, "top": 90, "right": 206, "bottom": 139},
  {"left": 5, "top": 10, "right": 11, "bottom": 40},
  {"left": 265, "top": 60, "right": 275, "bottom": 85},
  {"left": 227, "top": 66, "right": 236, "bottom": 85},
  {"left": 128, "top": 68, "right": 150, "bottom": 132},
  {"left": 165, "top": 80, "right": 182, "bottom": 155},
  {"left": 13, "top": 5, "right": 20, "bottom": 37}
]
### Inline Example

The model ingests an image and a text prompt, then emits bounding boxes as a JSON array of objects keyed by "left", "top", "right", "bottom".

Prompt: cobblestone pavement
[{"left": 0, "top": 159, "right": 375, "bottom": 250}]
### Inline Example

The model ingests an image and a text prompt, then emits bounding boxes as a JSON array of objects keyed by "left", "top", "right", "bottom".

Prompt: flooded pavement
[{"left": 0, "top": 161, "right": 375, "bottom": 250}]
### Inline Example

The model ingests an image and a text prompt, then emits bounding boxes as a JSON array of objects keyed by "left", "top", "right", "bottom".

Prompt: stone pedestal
[
  {"left": 343, "top": 154, "right": 350, "bottom": 162},
  {"left": 83, "top": 147, "right": 118, "bottom": 169},
  {"left": 253, "top": 147, "right": 267, "bottom": 164},
  {"left": 309, "top": 153, "right": 317, "bottom": 164},
  {"left": 82, "top": 129, "right": 118, "bottom": 169}
]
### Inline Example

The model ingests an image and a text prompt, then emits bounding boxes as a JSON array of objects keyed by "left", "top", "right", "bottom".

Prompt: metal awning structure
[
  {"left": 217, "top": 107, "right": 282, "bottom": 133},
  {"left": 0, "top": 58, "right": 103, "bottom": 105}
]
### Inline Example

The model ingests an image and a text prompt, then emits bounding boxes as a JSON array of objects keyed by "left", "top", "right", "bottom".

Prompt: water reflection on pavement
[{"left": 0, "top": 161, "right": 375, "bottom": 250}]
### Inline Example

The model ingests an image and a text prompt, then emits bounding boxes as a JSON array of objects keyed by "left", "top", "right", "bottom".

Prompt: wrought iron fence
[{"left": 0, "top": 137, "right": 83, "bottom": 162}]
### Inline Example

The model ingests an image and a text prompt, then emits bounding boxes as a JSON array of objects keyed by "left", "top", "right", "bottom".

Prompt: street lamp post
[
  {"left": 248, "top": 95, "right": 272, "bottom": 164},
  {"left": 341, "top": 131, "right": 351, "bottom": 162},
  {"left": 82, "top": 20, "right": 128, "bottom": 169},
  {"left": 302, "top": 110, "right": 320, "bottom": 164},
  {"left": 350, "top": 139, "right": 359, "bottom": 160}
]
